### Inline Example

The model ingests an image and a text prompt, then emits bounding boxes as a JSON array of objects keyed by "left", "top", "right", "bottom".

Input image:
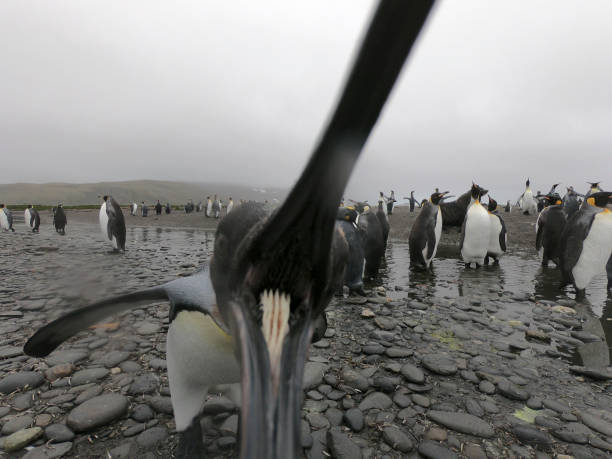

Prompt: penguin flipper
[
  {"left": 459, "top": 217, "right": 467, "bottom": 250},
  {"left": 535, "top": 214, "right": 544, "bottom": 251},
  {"left": 24, "top": 287, "right": 169, "bottom": 357},
  {"left": 560, "top": 210, "right": 597, "bottom": 280},
  {"left": 426, "top": 223, "right": 436, "bottom": 260},
  {"left": 498, "top": 215, "right": 507, "bottom": 252}
]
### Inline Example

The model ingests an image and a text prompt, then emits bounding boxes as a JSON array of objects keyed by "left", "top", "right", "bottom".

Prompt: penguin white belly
[
  {"left": 572, "top": 211, "right": 612, "bottom": 290},
  {"left": 487, "top": 214, "right": 503, "bottom": 257},
  {"left": 521, "top": 191, "right": 537, "bottom": 215},
  {"left": 423, "top": 207, "right": 442, "bottom": 266},
  {"left": 461, "top": 204, "right": 490, "bottom": 264},
  {"left": 24, "top": 209, "right": 31, "bottom": 227},
  {"left": 0, "top": 210, "right": 8, "bottom": 230},
  {"left": 166, "top": 311, "right": 239, "bottom": 430},
  {"left": 99, "top": 203, "right": 108, "bottom": 239}
]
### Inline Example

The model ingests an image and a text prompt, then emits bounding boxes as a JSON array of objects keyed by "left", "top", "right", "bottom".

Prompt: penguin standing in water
[
  {"left": 517, "top": 179, "right": 538, "bottom": 215},
  {"left": 130, "top": 202, "right": 138, "bottom": 216},
  {"left": 24, "top": 205, "right": 40, "bottom": 232},
  {"left": 141, "top": 202, "right": 149, "bottom": 217},
  {"left": 404, "top": 191, "right": 420, "bottom": 212},
  {"left": 504, "top": 200, "right": 511, "bottom": 212},
  {"left": 337, "top": 206, "right": 366, "bottom": 295},
  {"left": 99, "top": 196, "right": 126, "bottom": 252},
  {"left": 387, "top": 190, "right": 396, "bottom": 215},
  {"left": 563, "top": 186, "right": 580, "bottom": 218},
  {"left": 166, "top": 202, "right": 172, "bottom": 214},
  {"left": 536, "top": 193, "right": 566, "bottom": 267},
  {"left": 0, "top": 204, "right": 15, "bottom": 232},
  {"left": 24, "top": 3, "right": 433, "bottom": 457},
  {"left": 560, "top": 191, "right": 612, "bottom": 297},
  {"left": 355, "top": 202, "right": 385, "bottom": 279},
  {"left": 409, "top": 191, "right": 448, "bottom": 270},
  {"left": 227, "top": 197, "right": 234, "bottom": 215},
  {"left": 460, "top": 184, "right": 490, "bottom": 268},
  {"left": 376, "top": 199, "right": 390, "bottom": 248},
  {"left": 485, "top": 197, "right": 507, "bottom": 264},
  {"left": 53, "top": 204, "right": 67, "bottom": 234}
]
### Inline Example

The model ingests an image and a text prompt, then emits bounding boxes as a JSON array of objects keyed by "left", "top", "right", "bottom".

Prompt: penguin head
[
  {"left": 102, "top": 195, "right": 108, "bottom": 202},
  {"left": 586, "top": 191, "right": 612, "bottom": 208},
  {"left": 27, "top": 204, "right": 33, "bottom": 209},
  {"left": 487, "top": 197, "right": 498, "bottom": 211},
  {"left": 430, "top": 191, "right": 449, "bottom": 205},
  {"left": 526, "top": 178, "right": 530, "bottom": 187},
  {"left": 545, "top": 193, "right": 562, "bottom": 205},
  {"left": 0, "top": 204, "right": 4, "bottom": 208},
  {"left": 470, "top": 183, "right": 486, "bottom": 202}
]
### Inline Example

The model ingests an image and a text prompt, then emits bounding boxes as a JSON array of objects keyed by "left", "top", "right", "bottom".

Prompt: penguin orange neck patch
[{"left": 587, "top": 197, "right": 595, "bottom": 206}]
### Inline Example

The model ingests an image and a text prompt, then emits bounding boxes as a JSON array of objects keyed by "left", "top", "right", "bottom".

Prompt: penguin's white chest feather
[
  {"left": 462, "top": 203, "right": 490, "bottom": 263},
  {"left": 0, "top": 210, "right": 8, "bottom": 230},
  {"left": 24, "top": 209, "right": 31, "bottom": 227},
  {"left": 572, "top": 211, "right": 612, "bottom": 289},
  {"left": 166, "top": 311, "right": 239, "bottom": 430},
  {"left": 422, "top": 207, "right": 442, "bottom": 266},
  {"left": 99, "top": 203, "right": 108, "bottom": 239}
]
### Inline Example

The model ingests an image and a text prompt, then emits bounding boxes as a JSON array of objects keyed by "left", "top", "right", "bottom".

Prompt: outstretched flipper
[{"left": 24, "top": 267, "right": 222, "bottom": 357}]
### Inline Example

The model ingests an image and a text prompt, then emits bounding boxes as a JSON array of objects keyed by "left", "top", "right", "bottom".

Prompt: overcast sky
[{"left": 2, "top": 1, "right": 611, "bottom": 202}]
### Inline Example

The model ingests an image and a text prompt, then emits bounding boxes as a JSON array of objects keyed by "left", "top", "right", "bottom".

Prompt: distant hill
[{"left": 0, "top": 180, "right": 288, "bottom": 206}]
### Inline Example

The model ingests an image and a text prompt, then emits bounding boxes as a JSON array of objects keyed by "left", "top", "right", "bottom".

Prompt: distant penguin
[
  {"left": 0, "top": 204, "right": 14, "bottom": 232},
  {"left": 141, "top": 202, "right": 148, "bottom": 217},
  {"left": 337, "top": 206, "right": 366, "bottom": 295},
  {"left": 460, "top": 184, "right": 490, "bottom": 268},
  {"left": 53, "top": 204, "right": 67, "bottom": 234},
  {"left": 99, "top": 196, "right": 126, "bottom": 252},
  {"left": 504, "top": 201, "right": 511, "bottom": 212},
  {"left": 212, "top": 195, "right": 221, "bottom": 218},
  {"left": 485, "top": 197, "right": 507, "bottom": 264},
  {"left": 559, "top": 191, "right": 612, "bottom": 296},
  {"left": 518, "top": 179, "right": 538, "bottom": 215},
  {"left": 227, "top": 197, "right": 234, "bottom": 215},
  {"left": 409, "top": 191, "right": 448, "bottom": 270},
  {"left": 24, "top": 205, "right": 40, "bottom": 232},
  {"left": 536, "top": 191, "right": 545, "bottom": 212},
  {"left": 131, "top": 203, "right": 138, "bottom": 216},
  {"left": 440, "top": 185, "right": 488, "bottom": 228},
  {"left": 562, "top": 187, "right": 580, "bottom": 218},
  {"left": 166, "top": 202, "right": 171, "bottom": 214},
  {"left": 155, "top": 201, "right": 163, "bottom": 215},
  {"left": 205, "top": 196, "right": 212, "bottom": 217},
  {"left": 536, "top": 193, "right": 566, "bottom": 267},
  {"left": 376, "top": 200, "right": 390, "bottom": 247},
  {"left": 404, "top": 191, "right": 420, "bottom": 212},
  {"left": 387, "top": 191, "right": 395, "bottom": 215},
  {"left": 585, "top": 182, "right": 601, "bottom": 197}
]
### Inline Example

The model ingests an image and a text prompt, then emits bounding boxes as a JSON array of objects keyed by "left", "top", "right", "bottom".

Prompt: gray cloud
[{"left": 1, "top": 0, "right": 610, "bottom": 203}]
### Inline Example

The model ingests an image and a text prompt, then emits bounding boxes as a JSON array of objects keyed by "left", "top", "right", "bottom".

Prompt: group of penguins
[
  {"left": 0, "top": 204, "right": 67, "bottom": 235},
  {"left": 129, "top": 201, "right": 172, "bottom": 217},
  {"left": 11, "top": 3, "right": 612, "bottom": 457},
  {"left": 184, "top": 195, "right": 235, "bottom": 216}
]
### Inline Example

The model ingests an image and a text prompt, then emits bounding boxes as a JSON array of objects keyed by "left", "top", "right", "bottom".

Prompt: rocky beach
[{"left": 0, "top": 206, "right": 611, "bottom": 458}]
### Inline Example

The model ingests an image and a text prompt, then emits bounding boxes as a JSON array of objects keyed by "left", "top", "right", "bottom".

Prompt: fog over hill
[{"left": 0, "top": 180, "right": 287, "bottom": 206}]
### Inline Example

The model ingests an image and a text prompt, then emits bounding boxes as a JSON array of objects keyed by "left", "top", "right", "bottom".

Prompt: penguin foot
[{"left": 176, "top": 418, "right": 204, "bottom": 459}]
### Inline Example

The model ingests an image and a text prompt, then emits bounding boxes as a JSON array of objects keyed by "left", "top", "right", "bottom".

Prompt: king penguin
[
  {"left": 376, "top": 199, "right": 390, "bottom": 248},
  {"left": 131, "top": 202, "right": 138, "bottom": 216},
  {"left": 518, "top": 179, "right": 538, "bottom": 215},
  {"left": 0, "top": 204, "right": 14, "bottom": 232},
  {"left": 99, "top": 195, "right": 126, "bottom": 252},
  {"left": 24, "top": 3, "right": 433, "bottom": 457},
  {"left": 485, "top": 197, "right": 507, "bottom": 264},
  {"left": 336, "top": 206, "right": 366, "bottom": 295},
  {"left": 562, "top": 186, "right": 580, "bottom": 218},
  {"left": 24, "top": 205, "right": 40, "bottom": 232},
  {"left": 560, "top": 191, "right": 612, "bottom": 297},
  {"left": 460, "top": 183, "right": 490, "bottom": 268},
  {"left": 409, "top": 191, "right": 448, "bottom": 270},
  {"left": 585, "top": 181, "right": 602, "bottom": 197},
  {"left": 536, "top": 193, "right": 566, "bottom": 267},
  {"left": 53, "top": 204, "right": 67, "bottom": 234}
]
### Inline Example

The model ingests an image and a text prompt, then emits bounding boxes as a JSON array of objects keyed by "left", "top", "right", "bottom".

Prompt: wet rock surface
[{"left": 0, "top": 211, "right": 611, "bottom": 458}]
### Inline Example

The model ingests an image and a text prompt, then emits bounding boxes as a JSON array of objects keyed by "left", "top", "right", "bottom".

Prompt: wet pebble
[
  {"left": 421, "top": 354, "right": 458, "bottom": 375},
  {"left": 427, "top": 410, "right": 494, "bottom": 438},
  {"left": 382, "top": 426, "right": 413, "bottom": 452},
  {"left": 44, "top": 424, "right": 75, "bottom": 443},
  {"left": 1, "top": 415, "right": 34, "bottom": 435},
  {"left": 128, "top": 373, "right": 158, "bottom": 395},
  {"left": 511, "top": 424, "right": 553, "bottom": 447},
  {"left": 70, "top": 368, "right": 109, "bottom": 386},
  {"left": 3, "top": 427, "right": 43, "bottom": 452},
  {"left": 327, "top": 430, "right": 361, "bottom": 458},
  {"left": 0, "top": 371, "right": 45, "bottom": 394},
  {"left": 358, "top": 392, "right": 392, "bottom": 411},
  {"left": 136, "top": 426, "right": 168, "bottom": 447},
  {"left": 303, "top": 362, "right": 328, "bottom": 390},
  {"left": 552, "top": 422, "right": 593, "bottom": 444},
  {"left": 497, "top": 379, "right": 529, "bottom": 401},
  {"left": 21, "top": 441, "right": 72, "bottom": 459},
  {"left": 400, "top": 363, "right": 425, "bottom": 384},
  {"left": 344, "top": 408, "right": 364, "bottom": 432},
  {"left": 66, "top": 393, "right": 128, "bottom": 432},
  {"left": 418, "top": 440, "right": 458, "bottom": 459}
]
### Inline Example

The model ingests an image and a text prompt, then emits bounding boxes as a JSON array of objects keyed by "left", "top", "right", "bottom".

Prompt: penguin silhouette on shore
[
  {"left": 504, "top": 201, "right": 511, "bottom": 212},
  {"left": 53, "top": 204, "right": 67, "bottom": 234},
  {"left": 404, "top": 191, "right": 421, "bottom": 212},
  {"left": 560, "top": 191, "right": 612, "bottom": 297},
  {"left": 409, "top": 191, "right": 449, "bottom": 270},
  {"left": 460, "top": 184, "right": 490, "bottom": 268},
  {"left": 517, "top": 179, "right": 537, "bottom": 215},
  {"left": 485, "top": 197, "right": 507, "bottom": 264},
  {"left": 536, "top": 193, "right": 566, "bottom": 267}
]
